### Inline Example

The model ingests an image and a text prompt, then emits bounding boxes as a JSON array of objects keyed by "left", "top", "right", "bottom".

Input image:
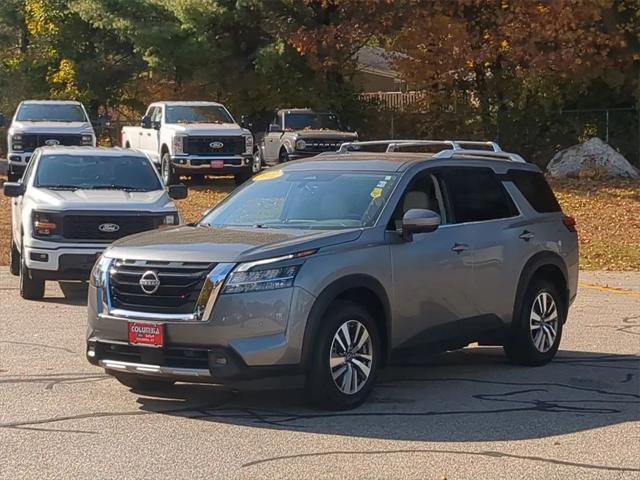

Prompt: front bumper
[
  {"left": 171, "top": 154, "right": 252, "bottom": 175},
  {"left": 25, "top": 241, "right": 106, "bottom": 280}
]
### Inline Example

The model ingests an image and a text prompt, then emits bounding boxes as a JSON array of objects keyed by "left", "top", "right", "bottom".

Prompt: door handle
[
  {"left": 451, "top": 243, "right": 469, "bottom": 253},
  {"left": 519, "top": 230, "right": 535, "bottom": 241}
]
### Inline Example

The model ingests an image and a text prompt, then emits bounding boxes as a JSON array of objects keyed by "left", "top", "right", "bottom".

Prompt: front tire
[
  {"left": 20, "top": 256, "right": 45, "bottom": 300},
  {"left": 503, "top": 279, "right": 564, "bottom": 366},
  {"left": 9, "top": 237, "right": 20, "bottom": 276},
  {"left": 278, "top": 149, "right": 290, "bottom": 163},
  {"left": 305, "top": 301, "right": 380, "bottom": 410},
  {"left": 252, "top": 150, "right": 263, "bottom": 173},
  {"left": 161, "top": 152, "right": 176, "bottom": 185},
  {"left": 110, "top": 372, "right": 175, "bottom": 391}
]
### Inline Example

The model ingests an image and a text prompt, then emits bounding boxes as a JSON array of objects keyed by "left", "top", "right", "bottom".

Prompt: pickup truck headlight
[
  {"left": 295, "top": 139, "right": 307, "bottom": 150},
  {"left": 10, "top": 134, "right": 23, "bottom": 152},
  {"left": 90, "top": 255, "right": 112, "bottom": 288},
  {"left": 81, "top": 134, "right": 93, "bottom": 146},
  {"left": 244, "top": 134, "right": 253, "bottom": 154},
  {"left": 158, "top": 212, "right": 180, "bottom": 228},
  {"left": 222, "top": 249, "right": 316, "bottom": 294},
  {"left": 173, "top": 135, "right": 185, "bottom": 155},
  {"left": 33, "top": 211, "right": 60, "bottom": 237}
]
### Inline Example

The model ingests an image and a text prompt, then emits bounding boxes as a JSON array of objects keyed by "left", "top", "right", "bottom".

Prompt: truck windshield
[
  {"left": 35, "top": 154, "right": 162, "bottom": 191},
  {"left": 200, "top": 170, "right": 398, "bottom": 230},
  {"left": 284, "top": 112, "right": 341, "bottom": 131},
  {"left": 165, "top": 105, "right": 233, "bottom": 124},
  {"left": 16, "top": 104, "right": 87, "bottom": 122}
]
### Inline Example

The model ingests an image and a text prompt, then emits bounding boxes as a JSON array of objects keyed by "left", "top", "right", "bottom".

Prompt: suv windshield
[
  {"left": 35, "top": 154, "right": 162, "bottom": 191},
  {"left": 165, "top": 105, "right": 233, "bottom": 124},
  {"left": 16, "top": 104, "right": 87, "bottom": 122},
  {"left": 284, "top": 112, "right": 341, "bottom": 131},
  {"left": 201, "top": 170, "right": 398, "bottom": 229}
]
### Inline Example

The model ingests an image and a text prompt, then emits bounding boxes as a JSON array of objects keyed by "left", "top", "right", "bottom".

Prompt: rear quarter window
[{"left": 508, "top": 170, "right": 561, "bottom": 213}]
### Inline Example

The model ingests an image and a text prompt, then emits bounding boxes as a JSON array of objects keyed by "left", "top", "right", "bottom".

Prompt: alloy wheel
[
  {"left": 530, "top": 291, "right": 559, "bottom": 353},
  {"left": 330, "top": 319, "right": 373, "bottom": 395}
]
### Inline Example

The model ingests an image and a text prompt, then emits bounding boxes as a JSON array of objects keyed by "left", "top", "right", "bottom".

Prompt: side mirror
[
  {"left": 0, "top": 112, "right": 5, "bottom": 128},
  {"left": 141, "top": 115, "right": 152, "bottom": 129},
  {"left": 3, "top": 182, "right": 26, "bottom": 197},
  {"left": 268, "top": 123, "right": 282, "bottom": 133},
  {"left": 401, "top": 208, "right": 440, "bottom": 241},
  {"left": 168, "top": 183, "right": 188, "bottom": 200}
]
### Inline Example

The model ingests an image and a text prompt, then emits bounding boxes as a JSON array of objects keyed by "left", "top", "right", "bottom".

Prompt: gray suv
[{"left": 87, "top": 140, "right": 579, "bottom": 410}]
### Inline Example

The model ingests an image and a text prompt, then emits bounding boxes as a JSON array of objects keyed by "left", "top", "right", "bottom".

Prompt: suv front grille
[
  {"left": 109, "top": 259, "right": 215, "bottom": 314},
  {"left": 62, "top": 215, "right": 159, "bottom": 240},
  {"left": 22, "top": 133, "right": 83, "bottom": 152},
  {"left": 183, "top": 136, "right": 245, "bottom": 156}
]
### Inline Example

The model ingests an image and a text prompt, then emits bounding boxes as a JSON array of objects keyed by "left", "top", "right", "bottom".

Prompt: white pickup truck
[
  {"left": 1, "top": 100, "right": 96, "bottom": 181},
  {"left": 121, "top": 101, "right": 259, "bottom": 185}
]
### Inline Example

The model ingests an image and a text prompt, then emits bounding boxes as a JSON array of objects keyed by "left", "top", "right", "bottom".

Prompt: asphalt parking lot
[{"left": 1, "top": 270, "right": 638, "bottom": 479}]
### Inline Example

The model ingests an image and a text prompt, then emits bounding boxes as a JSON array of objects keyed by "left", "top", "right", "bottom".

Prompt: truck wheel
[
  {"left": 161, "top": 153, "right": 176, "bottom": 185},
  {"left": 304, "top": 300, "right": 380, "bottom": 410},
  {"left": 110, "top": 372, "right": 174, "bottom": 391},
  {"left": 234, "top": 172, "right": 251, "bottom": 186},
  {"left": 252, "top": 150, "right": 262, "bottom": 173},
  {"left": 503, "top": 278, "right": 564, "bottom": 366},
  {"left": 278, "top": 149, "right": 290, "bottom": 163},
  {"left": 9, "top": 236, "right": 20, "bottom": 276},
  {"left": 20, "top": 256, "right": 45, "bottom": 300}
]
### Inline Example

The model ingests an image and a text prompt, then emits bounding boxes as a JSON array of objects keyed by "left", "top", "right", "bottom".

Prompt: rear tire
[
  {"left": 20, "top": 256, "right": 45, "bottom": 300},
  {"left": 161, "top": 152, "right": 176, "bottom": 185},
  {"left": 278, "top": 149, "right": 290, "bottom": 163},
  {"left": 503, "top": 278, "right": 564, "bottom": 366},
  {"left": 9, "top": 237, "right": 20, "bottom": 276},
  {"left": 305, "top": 301, "right": 380, "bottom": 410},
  {"left": 111, "top": 372, "right": 175, "bottom": 391}
]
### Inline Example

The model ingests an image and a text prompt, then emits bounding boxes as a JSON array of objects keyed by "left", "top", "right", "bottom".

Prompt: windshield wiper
[
  {"left": 40, "top": 184, "right": 79, "bottom": 190},
  {"left": 87, "top": 185, "right": 153, "bottom": 192}
]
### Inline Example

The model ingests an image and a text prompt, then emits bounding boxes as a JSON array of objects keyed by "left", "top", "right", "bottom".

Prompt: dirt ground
[{"left": 0, "top": 175, "right": 638, "bottom": 270}]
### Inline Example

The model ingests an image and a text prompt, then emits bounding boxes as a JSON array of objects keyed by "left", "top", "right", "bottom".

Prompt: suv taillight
[{"left": 563, "top": 215, "right": 577, "bottom": 233}]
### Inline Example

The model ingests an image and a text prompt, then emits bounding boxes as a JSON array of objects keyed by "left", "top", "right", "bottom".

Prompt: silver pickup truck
[{"left": 3, "top": 146, "right": 186, "bottom": 299}]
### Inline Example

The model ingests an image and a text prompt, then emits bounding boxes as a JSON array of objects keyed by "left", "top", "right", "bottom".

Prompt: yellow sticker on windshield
[
  {"left": 253, "top": 169, "right": 283, "bottom": 181},
  {"left": 370, "top": 187, "right": 383, "bottom": 199}
]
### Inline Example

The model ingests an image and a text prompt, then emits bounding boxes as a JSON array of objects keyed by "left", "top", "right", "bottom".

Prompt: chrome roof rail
[
  {"left": 336, "top": 139, "right": 461, "bottom": 154},
  {"left": 449, "top": 140, "right": 502, "bottom": 152},
  {"left": 433, "top": 149, "right": 526, "bottom": 163}
]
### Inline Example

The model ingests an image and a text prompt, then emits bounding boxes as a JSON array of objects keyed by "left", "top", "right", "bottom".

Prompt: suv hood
[
  {"left": 166, "top": 123, "right": 245, "bottom": 136},
  {"left": 105, "top": 225, "right": 362, "bottom": 264},
  {"left": 294, "top": 130, "right": 358, "bottom": 140},
  {"left": 32, "top": 188, "right": 174, "bottom": 211},
  {"left": 10, "top": 121, "right": 94, "bottom": 134}
]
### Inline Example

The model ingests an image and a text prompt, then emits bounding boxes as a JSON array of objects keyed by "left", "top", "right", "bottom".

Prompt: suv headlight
[
  {"left": 90, "top": 255, "right": 112, "bottom": 288},
  {"left": 222, "top": 249, "right": 316, "bottom": 294},
  {"left": 295, "top": 139, "right": 306, "bottom": 150},
  {"left": 244, "top": 133, "right": 253, "bottom": 154},
  {"left": 173, "top": 135, "right": 185, "bottom": 155},
  {"left": 81, "top": 134, "right": 93, "bottom": 146},
  {"left": 10, "top": 133, "right": 23, "bottom": 152}
]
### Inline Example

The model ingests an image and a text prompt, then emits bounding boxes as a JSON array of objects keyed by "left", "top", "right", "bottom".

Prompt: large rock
[{"left": 547, "top": 138, "right": 639, "bottom": 178}]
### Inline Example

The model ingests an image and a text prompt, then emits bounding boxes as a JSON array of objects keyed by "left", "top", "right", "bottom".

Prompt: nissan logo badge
[
  {"left": 44, "top": 139, "right": 60, "bottom": 146},
  {"left": 209, "top": 141, "right": 224, "bottom": 149},
  {"left": 139, "top": 270, "right": 161, "bottom": 295},
  {"left": 98, "top": 223, "right": 120, "bottom": 233}
]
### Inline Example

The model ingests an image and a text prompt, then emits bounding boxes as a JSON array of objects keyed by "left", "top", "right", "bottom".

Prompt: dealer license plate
[
  {"left": 210, "top": 160, "right": 224, "bottom": 168},
  {"left": 128, "top": 322, "right": 164, "bottom": 347}
]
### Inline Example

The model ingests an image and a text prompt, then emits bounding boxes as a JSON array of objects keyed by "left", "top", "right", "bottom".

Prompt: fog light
[
  {"left": 9, "top": 155, "right": 22, "bottom": 162},
  {"left": 29, "top": 252, "right": 49, "bottom": 262},
  {"left": 87, "top": 344, "right": 96, "bottom": 358}
]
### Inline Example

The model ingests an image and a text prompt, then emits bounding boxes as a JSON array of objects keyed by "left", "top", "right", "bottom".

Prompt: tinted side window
[
  {"left": 508, "top": 170, "right": 561, "bottom": 213},
  {"left": 443, "top": 167, "right": 518, "bottom": 223}
]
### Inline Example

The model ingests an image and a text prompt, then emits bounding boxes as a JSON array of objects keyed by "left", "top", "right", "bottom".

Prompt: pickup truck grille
[
  {"left": 183, "top": 136, "right": 245, "bottom": 156},
  {"left": 298, "top": 139, "right": 344, "bottom": 153},
  {"left": 62, "top": 214, "right": 159, "bottom": 241},
  {"left": 109, "top": 260, "right": 215, "bottom": 314},
  {"left": 21, "top": 133, "right": 83, "bottom": 152}
]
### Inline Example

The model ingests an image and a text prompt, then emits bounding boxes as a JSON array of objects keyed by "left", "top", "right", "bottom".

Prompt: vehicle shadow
[
  {"left": 131, "top": 347, "right": 640, "bottom": 442},
  {"left": 39, "top": 281, "right": 88, "bottom": 306}
]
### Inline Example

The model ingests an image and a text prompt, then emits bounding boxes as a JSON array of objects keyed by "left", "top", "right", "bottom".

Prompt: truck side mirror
[
  {"left": 268, "top": 123, "right": 282, "bottom": 133},
  {"left": 3, "top": 182, "right": 26, "bottom": 197},
  {"left": 168, "top": 183, "right": 188, "bottom": 200},
  {"left": 0, "top": 112, "right": 5, "bottom": 128},
  {"left": 141, "top": 115, "right": 152, "bottom": 129}
]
